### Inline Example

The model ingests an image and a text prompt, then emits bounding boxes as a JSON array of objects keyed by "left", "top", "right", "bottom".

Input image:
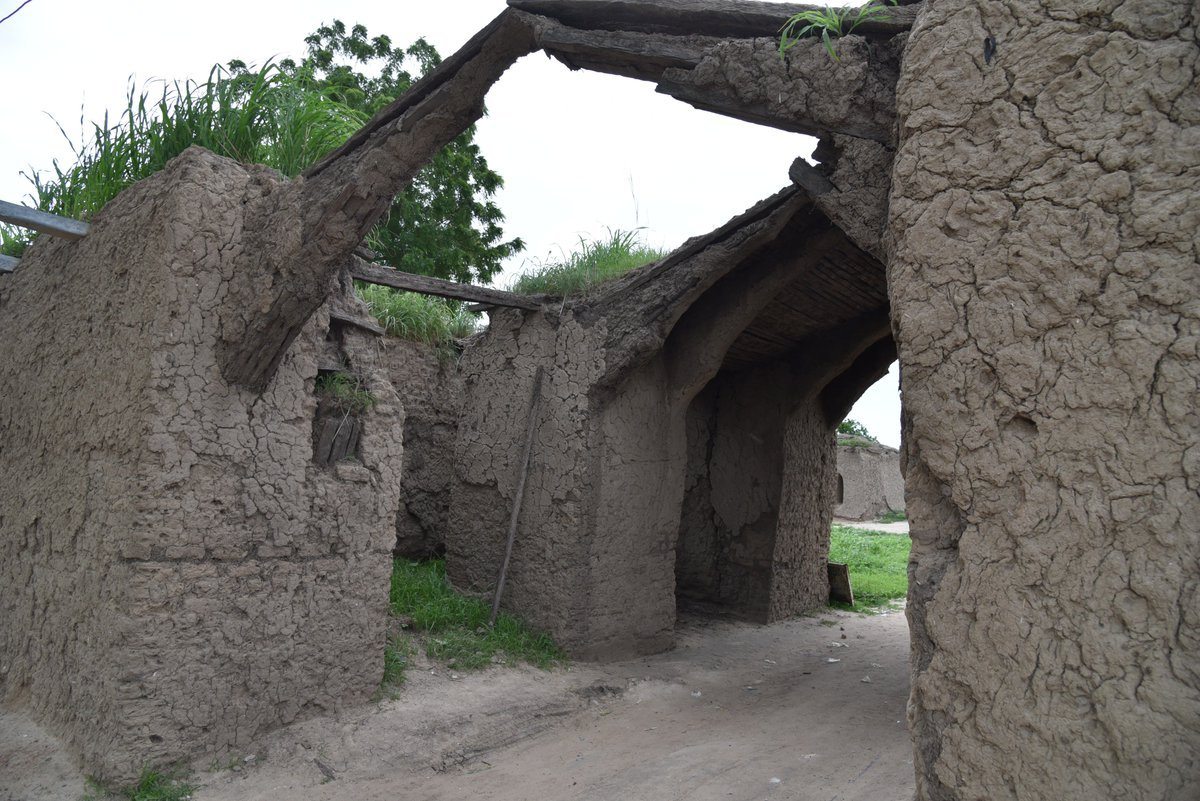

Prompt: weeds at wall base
[{"left": 84, "top": 769, "right": 196, "bottom": 801}]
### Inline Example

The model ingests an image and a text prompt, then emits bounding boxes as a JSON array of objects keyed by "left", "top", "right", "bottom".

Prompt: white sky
[{"left": 0, "top": 0, "right": 900, "bottom": 446}]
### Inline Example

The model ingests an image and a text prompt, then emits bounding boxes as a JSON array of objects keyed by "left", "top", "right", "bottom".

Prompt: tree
[
  {"left": 837, "top": 419, "right": 874, "bottom": 439},
  {"left": 284, "top": 21, "right": 523, "bottom": 285},
  {"left": 2, "top": 20, "right": 522, "bottom": 285}
]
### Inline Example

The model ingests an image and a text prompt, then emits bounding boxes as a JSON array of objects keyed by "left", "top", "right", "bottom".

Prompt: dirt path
[
  {"left": 2, "top": 610, "right": 913, "bottom": 801},
  {"left": 833, "top": 518, "right": 910, "bottom": 535}
]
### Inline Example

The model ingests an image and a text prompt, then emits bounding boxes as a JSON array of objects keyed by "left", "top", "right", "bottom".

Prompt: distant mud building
[{"left": 834, "top": 435, "right": 904, "bottom": 521}]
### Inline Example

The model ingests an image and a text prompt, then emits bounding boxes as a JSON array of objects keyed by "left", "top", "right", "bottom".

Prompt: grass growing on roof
[
  {"left": 1, "top": 63, "right": 366, "bottom": 258},
  {"left": 389, "top": 559, "right": 563, "bottom": 671},
  {"left": 779, "top": 1, "right": 897, "bottom": 61},
  {"left": 828, "top": 524, "right": 910, "bottom": 612},
  {"left": 356, "top": 284, "right": 478, "bottom": 357},
  {"left": 509, "top": 228, "right": 667, "bottom": 298}
]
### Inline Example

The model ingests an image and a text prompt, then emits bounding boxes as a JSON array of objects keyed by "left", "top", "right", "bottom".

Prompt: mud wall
[
  {"left": 889, "top": 2, "right": 1200, "bottom": 798},
  {"left": 381, "top": 339, "right": 464, "bottom": 557},
  {"left": 675, "top": 368, "right": 837, "bottom": 621},
  {"left": 834, "top": 438, "right": 904, "bottom": 521},
  {"left": 0, "top": 149, "right": 403, "bottom": 782},
  {"left": 446, "top": 308, "right": 657, "bottom": 657}
]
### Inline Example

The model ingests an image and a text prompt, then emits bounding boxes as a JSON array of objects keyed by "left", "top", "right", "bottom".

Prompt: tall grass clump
[
  {"left": 1, "top": 62, "right": 365, "bottom": 257},
  {"left": 389, "top": 559, "right": 563, "bottom": 671},
  {"left": 356, "top": 284, "right": 478, "bottom": 357},
  {"left": 2, "top": 20, "right": 524, "bottom": 281},
  {"left": 509, "top": 228, "right": 667, "bottom": 299}
]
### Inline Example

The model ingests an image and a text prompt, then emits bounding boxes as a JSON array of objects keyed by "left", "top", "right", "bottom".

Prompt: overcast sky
[{"left": 0, "top": 0, "right": 901, "bottom": 446}]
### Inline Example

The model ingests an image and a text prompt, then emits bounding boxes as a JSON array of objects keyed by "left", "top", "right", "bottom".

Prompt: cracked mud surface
[{"left": 1, "top": 611, "right": 912, "bottom": 801}]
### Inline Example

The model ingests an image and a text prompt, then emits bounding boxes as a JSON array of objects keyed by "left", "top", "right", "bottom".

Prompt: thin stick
[
  {"left": 0, "top": 0, "right": 33, "bottom": 27},
  {"left": 490, "top": 366, "right": 545, "bottom": 626}
]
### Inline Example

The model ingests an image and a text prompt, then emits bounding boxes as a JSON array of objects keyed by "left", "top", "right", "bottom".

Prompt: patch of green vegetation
[
  {"left": 379, "top": 634, "right": 413, "bottom": 695},
  {"left": 828, "top": 524, "right": 910, "bottom": 612},
  {"left": 779, "top": 1, "right": 897, "bottom": 62},
  {"left": 355, "top": 284, "right": 478, "bottom": 357},
  {"left": 314, "top": 372, "right": 377, "bottom": 415},
  {"left": 837, "top": 418, "right": 874, "bottom": 439},
  {"left": 837, "top": 435, "right": 877, "bottom": 449},
  {"left": 876, "top": 509, "right": 907, "bottom": 524},
  {"left": 84, "top": 769, "right": 196, "bottom": 801},
  {"left": 3, "top": 22, "right": 523, "bottom": 284},
  {"left": 390, "top": 559, "right": 563, "bottom": 671},
  {"left": 509, "top": 229, "right": 667, "bottom": 299}
]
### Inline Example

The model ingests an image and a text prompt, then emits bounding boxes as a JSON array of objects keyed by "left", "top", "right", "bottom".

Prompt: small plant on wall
[
  {"left": 315, "top": 371, "right": 377, "bottom": 416},
  {"left": 312, "top": 371, "right": 376, "bottom": 465},
  {"left": 779, "top": 1, "right": 897, "bottom": 61}
]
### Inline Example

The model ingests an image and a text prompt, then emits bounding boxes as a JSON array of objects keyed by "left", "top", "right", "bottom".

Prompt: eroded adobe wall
[
  {"left": 0, "top": 149, "right": 403, "bottom": 782},
  {"left": 447, "top": 306, "right": 685, "bottom": 658},
  {"left": 889, "top": 2, "right": 1200, "bottom": 798},
  {"left": 675, "top": 368, "right": 836, "bottom": 621},
  {"left": 834, "top": 439, "right": 905, "bottom": 521},
  {"left": 381, "top": 339, "right": 464, "bottom": 557},
  {"left": 447, "top": 308, "right": 605, "bottom": 651}
]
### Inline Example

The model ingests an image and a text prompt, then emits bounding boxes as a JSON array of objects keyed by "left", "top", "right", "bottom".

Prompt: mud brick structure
[
  {"left": 0, "top": 1, "right": 1196, "bottom": 797},
  {"left": 833, "top": 436, "right": 905, "bottom": 521}
]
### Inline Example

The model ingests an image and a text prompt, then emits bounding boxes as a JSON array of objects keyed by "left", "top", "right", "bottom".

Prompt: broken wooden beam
[
  {"left": 532, "top": 16, "right": 719, "bottom": 81},
  {"left": 0, "top": 200, "right": 90, "bottom": 241},
  {"left": 788, "top": 156, "right": 836, "bottom": 197},
  {"left": 349, "top": 258, "right": 541, "bottom": 311},
  {"left": 328, "top": 308, "right": 386, "bottom": 336},
  {"left": 510, "top": 0, "right": 919, "bottom": 40},
  {"left": 0, "top": 254, "right": 18, "bottom": 273}
]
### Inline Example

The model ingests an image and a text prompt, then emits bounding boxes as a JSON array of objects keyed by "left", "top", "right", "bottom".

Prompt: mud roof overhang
[{"left": 182, "top": 0, "right": 913, "bottom": 393}]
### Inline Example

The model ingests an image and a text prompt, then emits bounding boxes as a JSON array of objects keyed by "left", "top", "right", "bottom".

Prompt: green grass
[
  {"left": 389, "top": 559, "right": 564, "bottom": 672},
  {"left": 84, "top": 769, "right": 196, "bottom": 801},
  {"left": 2, "top": 63, "right": 365, "bottom": 258},
  {"left": 314, "top": 371, "right": 377, "bottom": 415},
  {"left": 509, "top": 228, "right": 667, "bottom": 298},
  {"left": 876, "top": 509, "right": 907, "bottom": 524},
  {"left": 828, "top": 524, "right": 910, "bottom": 612},
  {"left": 779, "top": 1, "right": 897, "bottom": 61},
  {"left": 356, "top": 284, "right": 479, "bottom": 357}
]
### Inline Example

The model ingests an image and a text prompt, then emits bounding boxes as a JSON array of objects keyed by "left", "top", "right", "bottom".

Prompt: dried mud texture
[
  {"left": 888, "top": 1, "right": 1200, "bottom": 798},
  {"left": 660, "top": 35, "right": 904, "bottom": 143},
  {"left": 379, "top": 339, "right": 465, "bottom": 557},
  {"left": 0, "top": 149, "right": 403, "bottom": 783},
  {"left": 834, "top": 438, "right": 905, "bottom": 521},
  {"left": 449, "top": 189, "right": 894, "bottom": 657}
]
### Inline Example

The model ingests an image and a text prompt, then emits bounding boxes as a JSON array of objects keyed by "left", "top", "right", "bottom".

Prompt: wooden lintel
[
  {"left": 350, "top": 258, "right": 541, "bottom": 311},
  {"left": 328, "top": 308, "right": 386, "bottom": 336},
  {"left": 510, "top": 0, "right": 920, "bottom": 40},
  {"left": 0, "top": 200, "right": 90, "bottom": 241},
  {"left": 0, "top": 254, "right": 18, "bottom": 273}
]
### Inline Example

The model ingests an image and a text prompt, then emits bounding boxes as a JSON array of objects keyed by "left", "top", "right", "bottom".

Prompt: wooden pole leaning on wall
[{"left": 489, "top": 366, "right": 546, "bottom": 627}]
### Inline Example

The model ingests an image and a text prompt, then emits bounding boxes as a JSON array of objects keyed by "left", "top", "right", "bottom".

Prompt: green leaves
[{"left": 778, "top": 1, "right": 897, "bottom": 62}]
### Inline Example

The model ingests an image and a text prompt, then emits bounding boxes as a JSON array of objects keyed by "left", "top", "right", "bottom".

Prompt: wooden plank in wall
[
  {"left": 0, "top": 200, "right": 90, "bottom": 240},
  {"left": 349, "top": 257, "right": 540, "bottom": 311}
]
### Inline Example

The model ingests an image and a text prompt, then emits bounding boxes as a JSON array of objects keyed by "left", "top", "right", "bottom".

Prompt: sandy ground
[
  {"left": 833, "top": 518, "right": 910, "bottom": 535},
  {"left": 1, "top": 609, "right": 913, "bottom": 801}
]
